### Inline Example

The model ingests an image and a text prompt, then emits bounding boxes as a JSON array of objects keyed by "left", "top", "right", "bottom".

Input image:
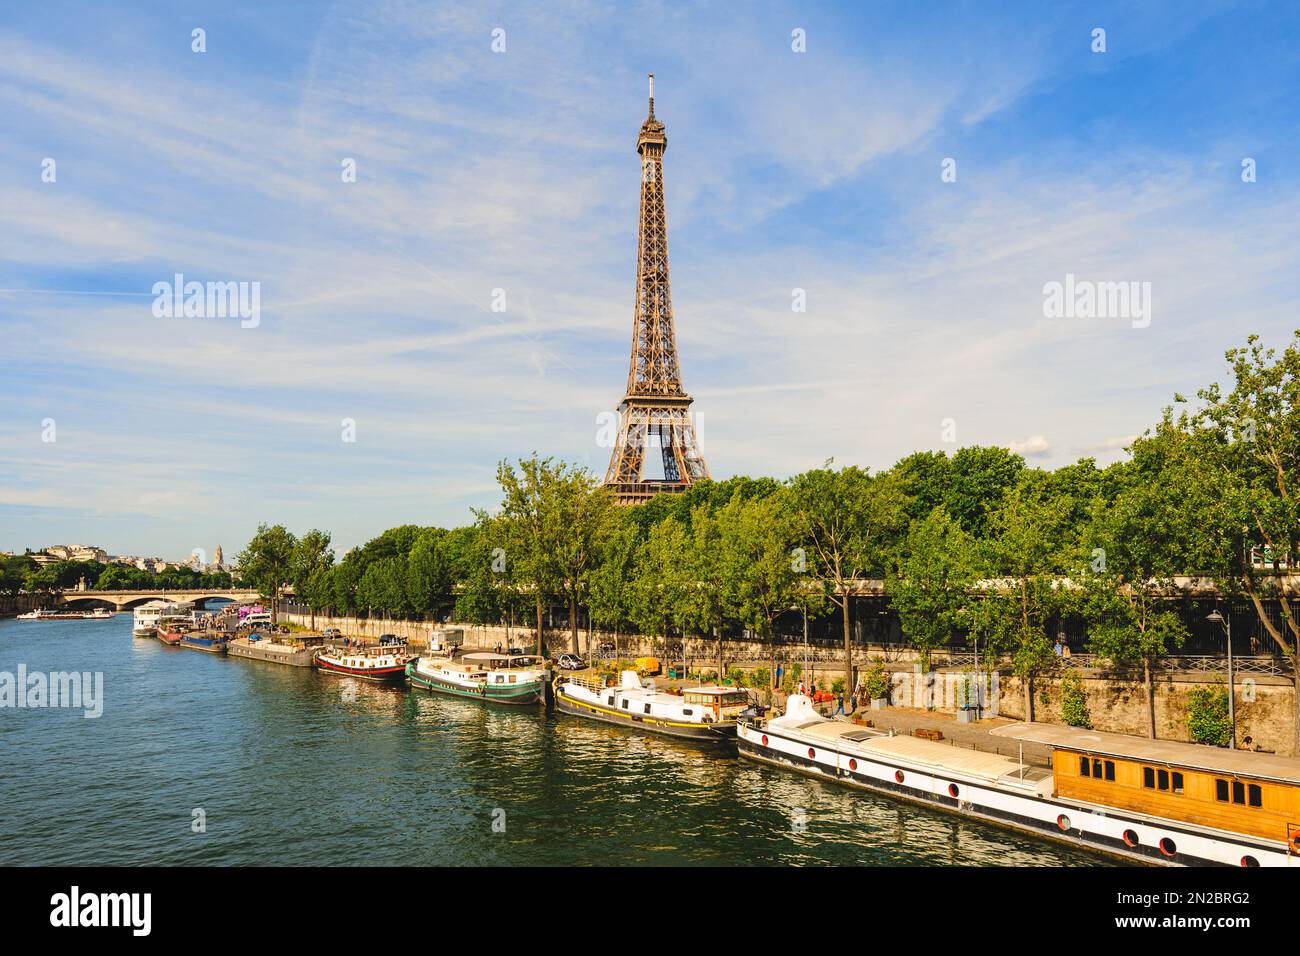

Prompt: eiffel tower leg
[{"left": 605, "top": 405, "right": 647, "bottom": 486}]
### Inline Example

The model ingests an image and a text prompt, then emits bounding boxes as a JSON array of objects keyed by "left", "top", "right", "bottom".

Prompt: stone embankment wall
[
  {"left": 993, "top": 671, "right": 1296, "bottom": 756},
  {"left": 0, "top": 594, "right": 43, "bottom": 618},
  {"left": 280, "top": 611, "right": 1297, "bottom": 754}
]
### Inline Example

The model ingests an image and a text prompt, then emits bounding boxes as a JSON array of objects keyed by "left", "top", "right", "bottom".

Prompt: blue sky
[{"left": 2, "top": 0, "right": 1299, "bottom": 559}]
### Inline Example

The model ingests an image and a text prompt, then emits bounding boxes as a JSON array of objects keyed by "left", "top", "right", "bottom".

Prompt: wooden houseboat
[{"left": 314, "top": 642, "right": 408, "bottom": 683}]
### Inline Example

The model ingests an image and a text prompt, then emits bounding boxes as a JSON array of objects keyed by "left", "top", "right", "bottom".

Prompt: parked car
[
  {"left": 508, "top": 646, "right": 526, "bottom": 656},
  {"left": 322, "top": 627, "right": 342, "bottom": 640},
  {"left": 596, "top": 642, "right": 616, "bottom": 658},
  {"left": 378, "top": 633, "right": 401, "bottom": 645},
  {"left": 558, "top": 653, "right": 586, "bottom": 671}
]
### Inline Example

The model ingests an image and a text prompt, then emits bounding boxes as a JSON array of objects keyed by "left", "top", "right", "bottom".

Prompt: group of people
[{"left": 773, "top": 662, "right": 862, "bottom": 717}]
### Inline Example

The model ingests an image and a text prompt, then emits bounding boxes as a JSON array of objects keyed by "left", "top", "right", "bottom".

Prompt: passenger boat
[
  {"left": 132, "top": 600, "right": 179, "bottom": 637},
  {"left": 179, "top": 631, "right": 230, "bottom": 654},
  {"left": 738, "top": 694, "right": 1300, "bottom": 867},
  {"left": 314, "top": 642, "right": 408, "bottom": 683},
  {"left": 554, "top": 669, "right": 752, "bottom": 741},
  {"left": 17, "top": 608, "right": 114, "bottom": 621},
  {"left": 407, "top": 651, "right": 546, "bottom": 704}
]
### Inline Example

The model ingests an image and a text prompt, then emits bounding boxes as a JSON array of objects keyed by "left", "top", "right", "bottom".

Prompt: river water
[{"left": 0, "top": 615, "right": 1108, "bottom": 866}]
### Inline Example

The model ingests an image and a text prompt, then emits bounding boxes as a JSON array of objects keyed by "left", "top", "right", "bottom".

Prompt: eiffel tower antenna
[{"left": 603, "top": 75, "right": 710, "bottom": 505}]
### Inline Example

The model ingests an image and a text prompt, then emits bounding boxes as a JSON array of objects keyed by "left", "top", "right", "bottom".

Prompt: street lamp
[{"left": 1207, "top": 609, "right": 1235, "bottom": 749}]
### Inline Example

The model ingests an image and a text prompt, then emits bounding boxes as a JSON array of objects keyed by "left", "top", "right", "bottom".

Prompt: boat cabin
[
  {"left": 992, "top": 723, "right": 1300, "bottom": 849},
  {"left": 459, "top": 652, "right": 543, "bottom": 685},
  {"left": 682, "top": 687, "right": 752, "bottom": 722}
]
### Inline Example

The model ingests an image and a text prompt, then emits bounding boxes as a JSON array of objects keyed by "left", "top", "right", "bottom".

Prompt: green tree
[
  {"left": 788, "top": 465, "right": 907, "bottom": 694},
  {"left": 718, "top": 494, "right": 801, "bottom": 693},
  {"left": 554, "top": 469, "right": 616, "bottom": 654},
  {"left": 887, "top": 507, "right": 976, "bottom": 670},
  {"left": 291, "top": 529, "right": 334, "bottom": 628},
  {"left": 1080, "top": 443, "right": 1192, "bottom": 738},
  {"left": 979, "top": 481, "right": 1071, "bottom": 722},
  {"left": 1184, "top": 331, "right": 1300, "bottom": 752},
  {"left": 492, "top": 455, "right": 571, "bottom": 656},
  {"left": 238, "top": 524, "right": 298, "bottom": 624}
]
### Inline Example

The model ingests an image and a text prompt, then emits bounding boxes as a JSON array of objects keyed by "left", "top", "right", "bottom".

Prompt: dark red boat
[{"left": 314, "top": 643, "right": 408, "bottom": 683}]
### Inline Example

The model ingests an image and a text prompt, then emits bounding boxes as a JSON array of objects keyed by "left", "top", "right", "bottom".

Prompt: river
[{"left": 0, "top": 615, "right": 1109, "bottom": 866}]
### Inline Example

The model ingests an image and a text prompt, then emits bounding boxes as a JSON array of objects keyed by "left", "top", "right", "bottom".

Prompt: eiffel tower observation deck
[{"left": 603, "top": 75, "right": 710, "bottom": 505}]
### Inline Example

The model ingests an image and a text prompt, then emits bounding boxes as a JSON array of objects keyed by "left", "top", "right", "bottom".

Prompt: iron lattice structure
[{"left": 604, "top": 76, "right": 710, "bottom": 505}]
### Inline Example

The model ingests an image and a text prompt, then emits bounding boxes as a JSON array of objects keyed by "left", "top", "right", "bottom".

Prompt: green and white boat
[{"left": 406, "top": 651, "right": 546, "bottom": 705}]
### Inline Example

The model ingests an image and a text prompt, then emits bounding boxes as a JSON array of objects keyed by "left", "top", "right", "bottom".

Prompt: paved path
[{"left": 828, "top": 704, "right": 1055, "bottom": 768}]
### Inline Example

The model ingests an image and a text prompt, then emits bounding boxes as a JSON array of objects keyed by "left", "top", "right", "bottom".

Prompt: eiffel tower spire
[{"left": 604, "top": 75, "right": 710, "bottom": 505}]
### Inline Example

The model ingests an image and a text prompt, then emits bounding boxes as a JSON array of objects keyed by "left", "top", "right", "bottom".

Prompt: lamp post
[{"left": 1207, "top": 609, "right": 1235, "bottom": 749}]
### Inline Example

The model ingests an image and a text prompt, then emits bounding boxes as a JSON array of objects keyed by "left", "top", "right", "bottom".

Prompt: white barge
[{"left": 738, "top": 694, "right": 1300, "bottom": 867}]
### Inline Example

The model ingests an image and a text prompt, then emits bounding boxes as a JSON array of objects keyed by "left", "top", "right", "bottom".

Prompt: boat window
[
  {"left": 607, "top": 696, "right": 614, "bottom": 706},
  {"left": 1215, "top": 779, "right": 1230, "bottom": 802},
  {"left": 1092, "top": 758, "right": 1103, "bottom": 778},
  {"left": 682, "top": 709, "right": 692, "bottom": 716},
  {"left": 1104, "top": 761, "right": 1115, "bottom": 781},
  {"left": 1080, "top": 756, "right": 1091, "bottom": 777},
  {"left": 1248, "top": 784, "right": 1262, "bottom": 808},
  {"left": 1157, "top": 769, "right": 1169, "bottom": 791},
  {"left": 1171, "top": 772, "right": 1184, "bottom": 794},
  {"left": 1143, "top": 767, "right": 1155, "bottom": 789},
  {"left": 643, "top": 703, "right": 651, "bottom": 714},
  {"left": 1232, "top": 781, "right": 1246, "bottom": 805},
  {"left": 621, "top": 700, "right": 629, "bottom": 709}
]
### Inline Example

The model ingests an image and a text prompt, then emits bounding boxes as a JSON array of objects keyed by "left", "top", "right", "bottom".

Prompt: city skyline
[{"left": 3, "top": 1, "right": 1300, "bottom": 557}]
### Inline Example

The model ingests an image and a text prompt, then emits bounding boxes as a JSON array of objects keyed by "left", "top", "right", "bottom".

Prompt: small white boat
[{"left": 554, "top": 669, "right": 752, "bottom": 741}]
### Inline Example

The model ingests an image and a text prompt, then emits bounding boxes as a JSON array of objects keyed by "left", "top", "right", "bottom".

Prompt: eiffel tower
[{"left": 604, "top": 75, "right": 710, "bottom": 505}]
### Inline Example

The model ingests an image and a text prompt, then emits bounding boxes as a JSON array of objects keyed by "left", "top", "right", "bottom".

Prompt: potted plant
[{"left": 862, "top": 659, "right": 891, "bottom": 709}]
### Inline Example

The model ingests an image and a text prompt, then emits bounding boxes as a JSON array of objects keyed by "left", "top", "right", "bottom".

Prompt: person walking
[{"left": 835, "top": 693, "right": 845, "bottom": 716}]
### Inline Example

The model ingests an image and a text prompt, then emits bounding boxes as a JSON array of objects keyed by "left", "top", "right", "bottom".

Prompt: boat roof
[
  {"left": 990, "top": 722, "right": 1300, "bottom": 786},
  {"left": 780, "top": 719, "right": 1050, "bottom": 789},
  {"left": 461, "top": 652, "right": 533, "bottom": 662},
  {"left": 682, "top": 685, "right": 749, "bottom": 696}
]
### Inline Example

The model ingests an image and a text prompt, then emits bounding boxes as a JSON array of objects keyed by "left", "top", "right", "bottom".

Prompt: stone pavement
[{"left": 829, "top": 704, "right": 1056, "bottom": 768}]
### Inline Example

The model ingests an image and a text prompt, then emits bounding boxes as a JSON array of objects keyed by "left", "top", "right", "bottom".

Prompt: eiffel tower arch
[{"left": 604, "top": 75, "right": 710, "bottom": 506}]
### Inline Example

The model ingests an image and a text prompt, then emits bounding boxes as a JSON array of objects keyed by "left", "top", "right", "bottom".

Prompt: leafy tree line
[
  {"left": 2, "top": 555, "right": 240, "bottom": 593},
  {"left": 234, "top": 331, "right": 1300, "bottom": 747}
]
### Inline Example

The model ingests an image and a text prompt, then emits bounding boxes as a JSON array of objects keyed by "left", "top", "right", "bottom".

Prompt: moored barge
[
  {"left": 314, "top": 642, "right": 408, "bottom": 683},
  {"left": 407, "top": 651, "right": 546, "bottom": 704},
  {"left": 738, "top": 694, "right": 1300, "bottom": 867},
  {"left": 179, "top": 631, "right": 230, "bottom": 654},
  {"left": 555, "top": 670, "right": 751, "bottom": 741}
]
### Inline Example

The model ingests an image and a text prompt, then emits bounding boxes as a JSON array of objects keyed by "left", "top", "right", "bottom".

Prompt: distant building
[
  {"left": 213, "top": 545, "right": 224, "bottom": 570},
  {"left": 38, "top": 544, "right": 108, "bottom": 563}
]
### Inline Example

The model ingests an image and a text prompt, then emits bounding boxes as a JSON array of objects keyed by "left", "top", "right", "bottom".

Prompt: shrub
[
  {"left": 749, "top": 667, "right": 770, "bottom": 690},
  {"left": 781, "top": 662, "right": 803, "bottom": 695},
  {"left": 1059, "top": 669, "right": 1091, "bottom": 728},
  {"left": 1186, "top": 682, "right": 1232, "bottom": 747},
  {"left": 831, "top": 676, "right": 845, "bottom": 695},
  {"left": 861, "top": 659, "right": 890, "bottom": 700}
]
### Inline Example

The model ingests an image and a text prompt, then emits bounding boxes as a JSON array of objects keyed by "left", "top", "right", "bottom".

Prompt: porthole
[
  {"left": 894, "top": 770, "right": 905, "bottom": 784},
  {"left": 848, "top": 758, "right": 857, "bottom": 772},
  {"left": 1057, "top": 814, "right": 1071, "bottom": 831},
  {"left": 808, "top": 748, "right": 816, "bottom": 759},
  {"left": 948, "top": 784, "right": 960, "bottom": 798},
  {"left": 761, "top": 735, "right": 768, "bottom": 746},
  {"left": 1240, "top": 855, "right": 1259, "bottom": 868},
  {"left": 1159, "top": 837, "right": 1177, "bottom": 857},
  {"left": 1123, "top": 829, "right": 1139, "bottom": 848}
]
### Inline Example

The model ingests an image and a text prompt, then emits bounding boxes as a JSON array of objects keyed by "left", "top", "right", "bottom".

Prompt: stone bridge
[{"left": 56, "top": 589, "right": 263, "bottom": 611}]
